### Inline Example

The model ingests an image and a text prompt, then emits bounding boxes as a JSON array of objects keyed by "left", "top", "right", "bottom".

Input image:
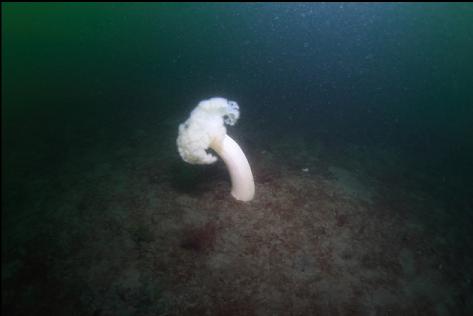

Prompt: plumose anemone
[{"left": 177, "top": 97, "right": 255, "bottom": 202}]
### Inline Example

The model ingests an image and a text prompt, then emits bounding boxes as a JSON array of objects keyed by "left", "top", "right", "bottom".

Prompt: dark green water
[
  {"left": 3, "top": 3, "right": 473, "bottom": 174},
  {"left": 2, "top": 3, "right": 473, "bottom": 315}
]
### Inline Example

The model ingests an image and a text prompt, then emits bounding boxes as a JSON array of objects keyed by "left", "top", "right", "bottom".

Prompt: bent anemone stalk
[{"left": 176, "top": 97, "right": 255, "bottom": 201}]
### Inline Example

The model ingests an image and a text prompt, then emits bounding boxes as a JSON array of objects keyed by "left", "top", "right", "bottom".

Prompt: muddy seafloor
[{"left": 2, "top": 122, "right": 472, "bottom": 316}]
